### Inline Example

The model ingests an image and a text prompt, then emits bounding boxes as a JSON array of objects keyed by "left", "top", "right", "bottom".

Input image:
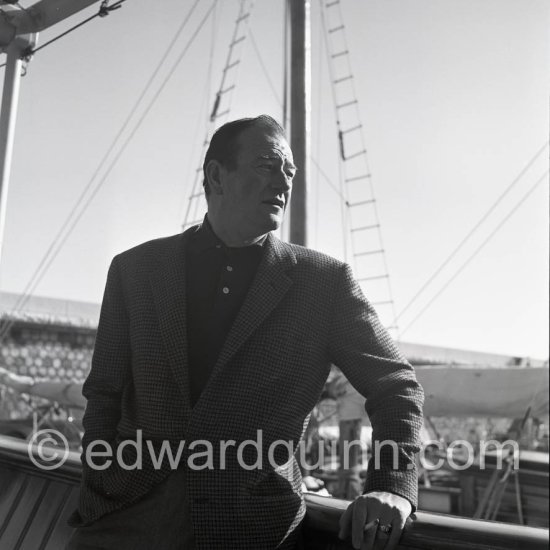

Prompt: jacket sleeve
[
  {"left": 328, "top": 262, "right": 424, "bottom": 510},
  {"left": 81, "top": 255, "right": 132, "bottom": 468}
]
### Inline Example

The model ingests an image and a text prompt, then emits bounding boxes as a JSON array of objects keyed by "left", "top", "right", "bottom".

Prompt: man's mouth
[{"left": 263, "top": 198, "right": 285, "bottom": 208}]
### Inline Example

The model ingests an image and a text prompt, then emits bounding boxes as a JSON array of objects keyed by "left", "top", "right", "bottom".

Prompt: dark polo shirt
[{"left": 185, "top": 217, "right": 265, "bottom": 407}]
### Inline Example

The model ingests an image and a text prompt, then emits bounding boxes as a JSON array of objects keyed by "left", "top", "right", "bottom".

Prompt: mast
[
  {"left": 288, "top": 0, "right": 311, "bottom": 246},
  {"left": 0, "top": 35, "right": 35, "bottom": 267}
]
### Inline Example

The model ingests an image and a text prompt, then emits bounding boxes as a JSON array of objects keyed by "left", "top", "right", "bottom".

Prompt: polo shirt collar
[{"left": 191, "top": 215, "right": 267, "bottom": 255}]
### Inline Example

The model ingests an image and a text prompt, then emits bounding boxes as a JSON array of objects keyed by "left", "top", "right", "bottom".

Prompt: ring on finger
[{"left": 363, "top": 519, "right": 379, "bottom": 532}]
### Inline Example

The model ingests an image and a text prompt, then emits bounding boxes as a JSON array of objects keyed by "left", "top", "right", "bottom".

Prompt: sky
[{"left": 0, "top": 0, "right": 548, "bottom": 359}]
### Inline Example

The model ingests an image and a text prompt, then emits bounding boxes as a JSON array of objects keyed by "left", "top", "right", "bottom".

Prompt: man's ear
[{"left": 205, "top": 160, "right": 225, "bottom": 195}]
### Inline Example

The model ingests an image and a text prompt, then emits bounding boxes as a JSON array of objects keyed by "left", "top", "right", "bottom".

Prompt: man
[{"left": 67, "top": 115, "right": 424, "bottom": 550}]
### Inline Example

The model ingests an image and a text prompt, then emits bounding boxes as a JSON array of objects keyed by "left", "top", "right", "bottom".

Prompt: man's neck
[{"left": 207, "top": 215, "right": 267, "bottom": 248}]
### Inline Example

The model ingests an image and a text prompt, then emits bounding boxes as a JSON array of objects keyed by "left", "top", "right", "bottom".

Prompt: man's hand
[{"left": 338, "top": 491, "right": 412, "bottom": 550}]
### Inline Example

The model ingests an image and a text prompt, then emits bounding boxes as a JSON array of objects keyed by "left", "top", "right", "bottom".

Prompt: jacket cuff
[{"left": 363, "top": 467, "right": 418, "bottom": 513}]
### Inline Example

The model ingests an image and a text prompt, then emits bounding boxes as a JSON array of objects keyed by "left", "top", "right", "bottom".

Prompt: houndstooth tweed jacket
[{"left": 73, "top": 224, "right": 424, "bottom": 549}]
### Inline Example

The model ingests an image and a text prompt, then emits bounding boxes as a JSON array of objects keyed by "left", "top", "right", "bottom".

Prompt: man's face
[{"left": 218, "top": 125, "right": 296, "bottom": 238}]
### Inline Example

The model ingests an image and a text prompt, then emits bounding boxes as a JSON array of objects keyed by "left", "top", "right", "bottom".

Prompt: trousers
[
  {"left": 66, "top": 467, "right": 195, "bottom": 550},
  {"left": 66, "top": 468, "right": 306, "bottom": 549}
]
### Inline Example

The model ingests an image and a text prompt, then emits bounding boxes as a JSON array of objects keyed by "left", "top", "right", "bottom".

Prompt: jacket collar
[{"left": 149, "top": 225, "right": 197, "bottom": 424}]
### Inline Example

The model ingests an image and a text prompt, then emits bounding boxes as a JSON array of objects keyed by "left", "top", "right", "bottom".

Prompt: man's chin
[
  {"left": 245, "top": 213, "right": 284, "bottom": 239},
  {"left": 265, "top": 214, "right": 283, "bottom": 231}
]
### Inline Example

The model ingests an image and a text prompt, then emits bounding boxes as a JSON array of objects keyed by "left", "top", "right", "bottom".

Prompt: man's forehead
[{"left": 238, "top": 127, "right": 294, "bottom": 163}]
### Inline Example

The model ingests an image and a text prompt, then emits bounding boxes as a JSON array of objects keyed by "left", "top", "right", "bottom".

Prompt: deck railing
[
  {"left": 304, "top": 494, "right": 549, "bottom": 550},
  {"left": 0, "top": 436, "right": 548, "bottom": 550}
]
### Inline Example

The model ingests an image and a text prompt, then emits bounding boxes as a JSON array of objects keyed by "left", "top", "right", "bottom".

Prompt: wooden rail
[{"left": 304, "top": 494, "right": 549, "bottom": 550}]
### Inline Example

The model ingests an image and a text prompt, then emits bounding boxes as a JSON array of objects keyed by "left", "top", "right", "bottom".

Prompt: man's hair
[{"left": 202, "top": 114, "right": 286, "bottom": 197}]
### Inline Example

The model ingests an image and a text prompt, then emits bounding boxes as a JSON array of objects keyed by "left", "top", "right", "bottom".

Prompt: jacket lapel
[
  {"left": 149, "top": 226, "right": 198, "bottom": 416},
  {"left": 211, "top": 233, "right": 296, "bottom": 376}
]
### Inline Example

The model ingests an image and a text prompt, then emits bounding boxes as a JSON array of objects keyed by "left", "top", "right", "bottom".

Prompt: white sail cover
[{"left": 415, "top": 366, "right": 549, "bottom": 417}]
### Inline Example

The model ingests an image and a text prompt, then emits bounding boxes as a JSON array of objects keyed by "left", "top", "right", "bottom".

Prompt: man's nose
[{"left": 271, "top": 169, "right": 292, "bottom": 192}]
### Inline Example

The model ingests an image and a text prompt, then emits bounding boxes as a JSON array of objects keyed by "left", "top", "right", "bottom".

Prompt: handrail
[
  {"left": 0, "top": 434, "right": 82, "bottom": 482},
  {"left": 303, "top": 494, "right": 549, "bottom": 550},
  {"left": 0, "top": 436, "right": 548, "bottom": 549}
]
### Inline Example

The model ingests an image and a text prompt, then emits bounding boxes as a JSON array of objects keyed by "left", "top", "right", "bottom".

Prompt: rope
[
  {"left": 176, "top": 4, "right": 218, "bottom": 223},
  {"left": 399, "top": 171, "right": 549, "bottom": 337},
  {"left": 182, "top": 0, "right": 254, "bottom": 229},
  {"left": 320, "top": 0, "right": 398, "bottom": 331},
  {"left": 0, "top": 1, "right": 126, "bottom": 71},
  {"left": 311, "top": 156, "right": 347, "bottom": 203},
  {"left": 319, "top": 3, "right": 348, "bottom": 262},
  {"left": 395, "top": 142, "right": 549, "bottom": 323},
  {"left": 31, "top": 0, "right": 127, "bottom": 55},
  {"left": 248, "top": 28, "right": 282, "bottom": 106},
  {"left": 0, "top": 1, "right": 215, "bottom": 343}
]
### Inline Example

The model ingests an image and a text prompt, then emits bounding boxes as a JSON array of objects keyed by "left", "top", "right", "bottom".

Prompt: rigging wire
[
  {"left": 338, "top": 22, "right": 399, "bottom": 332},
  {"left": 0, "top": 0, "right": 126, "bottom": 70},
  {"left": 319, "top": 2, "right": 348, "bottom": 262},
  {"left": 399, "top": 171, "right": 549, "bottom": 337},
  {"left": 310, "top": 156, "right": 347, "bottom": 203},
  {"left": 177, "top": 3, "right": 218, "bottom": 222},
  {"left": 0, "top": 0, "right": 204, "bottom": 335},
  {"left": 248, "top": 28, "right": 282, "bottom": 106},
  {"left": 207, "top": 0, "right": 252, "bottom": 123},
  {"left": 320, "top": 0, "right": 399, "bottom": 331},
  {"left": 183, "top": 0, "right": 254, "bottom": 229},
  {"left": 394, "top": 141, "right": 550, "bottom": 324},
  {"left": 204, "top": 3, "right": 218, "bottom": 129},
  {"left": 319, "top": 2, "right": 399, "bottom": 333},
  {"left": 0, "top": 1, "right": 215, "bottom": 342},
  {"left": 185, "top": 0, "right": 250, "bottom": 227},
  {"left": 31, "top": 0, "right": 126, "bottom": 55},
  {"left": 242, "top": 10, "right": 289, "bottom": 238}
]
